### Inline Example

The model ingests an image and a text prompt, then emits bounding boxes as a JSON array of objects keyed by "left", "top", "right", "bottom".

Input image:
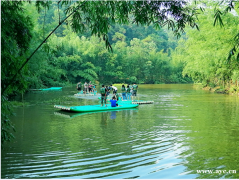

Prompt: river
[{"left": 1, "top": 84, "right": 239, "bottom": 179}]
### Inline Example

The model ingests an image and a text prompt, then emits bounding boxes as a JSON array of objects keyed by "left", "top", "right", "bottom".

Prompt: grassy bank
[{"left": 194, "top": 83, "right": 239, "bottom": 96}]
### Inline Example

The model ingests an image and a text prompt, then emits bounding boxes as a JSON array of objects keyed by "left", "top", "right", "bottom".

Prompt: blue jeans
[
  {"left": 126, "top": 93, "right": 131, "bottom": 100},
  {"left": 122, "top": 92, "right": 126, "bottom": 100}
]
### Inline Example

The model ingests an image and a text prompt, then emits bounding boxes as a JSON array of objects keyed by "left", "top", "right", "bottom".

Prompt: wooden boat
[{"left": 54, "top": 104, "right": 138, "bottom": 112}]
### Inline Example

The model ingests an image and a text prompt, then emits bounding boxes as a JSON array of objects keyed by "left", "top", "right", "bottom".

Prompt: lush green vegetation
[
  {"left": 23, "top": 2, "right": 191, "bottom": 86},
  {"left": 1, "top": 1, "right": 34, "bottom": 147},
  {"left": 172, "top": 2, "right": 239, "bottom": 94},
  {"left": 1, "top": 0, "right": 238, "bottom": 147}
]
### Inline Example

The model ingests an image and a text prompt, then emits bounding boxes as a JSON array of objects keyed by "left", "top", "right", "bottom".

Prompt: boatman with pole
[
  {"left": 100, "top": 85, "right": 107, "bottom": 107},
  {"left": 76, "top": 82, "right": 82, "bottom": 92},
  {"left": 132, "top": 83, "right": 138, "bottom": 101}
]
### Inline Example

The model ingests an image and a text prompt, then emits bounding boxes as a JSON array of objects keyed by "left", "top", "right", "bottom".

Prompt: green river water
[{"left": 1, "top": 84, "right": 239, "bottom": 179}]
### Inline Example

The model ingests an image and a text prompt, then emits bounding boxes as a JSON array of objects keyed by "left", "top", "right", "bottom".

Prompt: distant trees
[{"left": 38, "top": 27, "right": 188, "bottom": 85}]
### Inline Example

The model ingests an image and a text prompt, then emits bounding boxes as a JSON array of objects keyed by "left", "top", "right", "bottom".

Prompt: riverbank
[{"left": 194, "top": 83, "right": 239, "bottom": 96}]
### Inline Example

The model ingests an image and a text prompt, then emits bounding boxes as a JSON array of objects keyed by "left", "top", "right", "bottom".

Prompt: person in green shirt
[
  {"left": 132, "top": 83, "right": 138, "bottom": 101},
  {"left": 112, "top": 91, "right": 120, "bottom": 101},
  {"left": 121, "top": 84, "right": 127, "bottom": 100},
  {"left": 76, "top": 82, "right": 82, "bottom": 91},
  {"left": 126, "top": 85, "right": 131, "bottom": 100},
  {"left": 100, "top": 85, "right": 107, "bottom": 107}
]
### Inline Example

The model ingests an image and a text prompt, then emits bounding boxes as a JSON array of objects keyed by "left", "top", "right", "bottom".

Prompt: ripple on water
[
  {"left": 2, "top": 85, "right": 239, "bottom": 179},
  {"left": 2, "top": 135, "right": 188, "bottom": 179}
]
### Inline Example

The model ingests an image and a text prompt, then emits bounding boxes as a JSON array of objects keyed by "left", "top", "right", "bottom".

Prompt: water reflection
[{"left": 110, "top": 111, "right": 117, "bottom": 120}]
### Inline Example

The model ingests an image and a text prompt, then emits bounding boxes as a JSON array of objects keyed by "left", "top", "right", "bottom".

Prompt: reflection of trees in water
[
  {"left": 121, "top": 109, "right": 137, "bottom": 122},
  {"left": 100, "top": 112, "right": 108, "bottom": 127},
  {"left": 179, "top": 129, "right": 239, "bottom": 179},
  {"left": 170, "top": 97, "right": 239, "bottom": 179}
]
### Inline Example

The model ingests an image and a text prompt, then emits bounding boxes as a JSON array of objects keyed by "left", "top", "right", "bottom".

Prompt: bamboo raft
[
  {"left": 131, "top": 101, "right": 154, "bottom": 104},
  {"left": 74, "top": 93, "right": 97, "bottom": 96},
  {"left": 54, "top": 105, "right": 71, "bottom": 111}
]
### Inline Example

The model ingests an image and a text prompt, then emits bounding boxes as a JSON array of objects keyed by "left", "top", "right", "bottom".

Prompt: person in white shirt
[{"left": 111, "top": 85, "right": 118, "bottom": 94}]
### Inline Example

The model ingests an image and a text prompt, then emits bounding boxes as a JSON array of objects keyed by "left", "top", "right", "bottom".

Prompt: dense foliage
[
  {"left": 172, "top": 2, "right": 239, "bottom": 93},
  {"left": 1, "top": 1, "right": 33, "bottom": 147}
]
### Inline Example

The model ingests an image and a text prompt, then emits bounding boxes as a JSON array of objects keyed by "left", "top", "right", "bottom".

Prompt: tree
[
  {"left": 171, "top": 4, "right": 239, "bottom": 88},
  {"left": 211, "top": 0, "right": 239, "bottom": 61},
  {"left": 1, "top": 1, "right": 34, "bottom": 147}
]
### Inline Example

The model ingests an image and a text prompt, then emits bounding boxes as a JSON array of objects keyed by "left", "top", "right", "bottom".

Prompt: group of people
[
  {"left": 100, "top": 83, "right": 138, "bottom": 107},
  {"left": 120, "top": 84, "right": 138, "bottom": 101},
  {"left": 76, "top": 81, "right": 96, "bottom": 94},
  {"left": 76, "top": 82, "right": 138, "bottom": 107}
]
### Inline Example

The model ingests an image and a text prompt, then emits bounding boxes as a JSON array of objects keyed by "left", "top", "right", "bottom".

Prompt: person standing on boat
[
  {"left": 112, "top": 91, "right": 120, "bottom": 101},
  {"left": 121, "top": 84, "right": 127, "bottom": 100},
  {"left": 129, "top": 84, "right": 133, "bottom": 90},
  {"left": 108, "top": 85, "right": 112, "bottom": 94},
  {"left": 132, "top": 83, "right": 138, "bottom": 101},
  {"left": 84, "top": 82, "right": 88, "bottom": 94},
  {"left": 76, "top": 82, "right": 82, "bottom": 91},
  {"left": 126, "top": 85, "right": 131, "bottom": 100},
  {"left": 129, "top": 84, "right": 133, "bottom": 98},
  {"left": 111, "top": 85, "right": 117, "bottom": 94},
  {"left": 106, "top": 86, "right": 110, "bottom": 96},
  {"left": 100, "top": 85, "right": 107, "bottom": 107},
  {"left": 88, "top": 81, "right": 93, "bottom": 93}
]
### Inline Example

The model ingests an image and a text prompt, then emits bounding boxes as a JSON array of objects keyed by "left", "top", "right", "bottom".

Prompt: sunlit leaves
[
  {"left": 227, "top": 33, "right": 239, "bottom": 63},
  {"left": 173, "top": 6, "right": 239, "bottom": 87},
  {"left": 211, "top": 0, "right": 238, "bottom": 61}
]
